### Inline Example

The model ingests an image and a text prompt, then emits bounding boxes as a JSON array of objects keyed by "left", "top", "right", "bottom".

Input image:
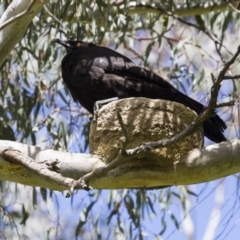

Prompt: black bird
[{"left": 53, "top": 39, "right": 226, "bottom": 143}]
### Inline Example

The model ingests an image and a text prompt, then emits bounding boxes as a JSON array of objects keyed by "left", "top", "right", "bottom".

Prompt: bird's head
[{"left": 52, "top": 39, "right": 96, "bottom": 53}]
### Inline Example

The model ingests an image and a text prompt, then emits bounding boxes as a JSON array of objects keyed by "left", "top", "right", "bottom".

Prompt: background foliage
[{"left": 0, "top": 0, "right": 240, "bottom": 239}]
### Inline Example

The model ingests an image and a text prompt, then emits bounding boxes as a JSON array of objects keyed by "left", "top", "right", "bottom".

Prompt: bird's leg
[{"left": 93, "top": 97, "right": 119, "bottom": 121}]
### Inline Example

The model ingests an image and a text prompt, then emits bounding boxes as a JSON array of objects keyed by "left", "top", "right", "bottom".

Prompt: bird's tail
[
  {"left": 203, "top": 115, "right": 226, "bottom": 143},
  {"left": 175, "top": 91, "right": 226, "bottom": 143}
]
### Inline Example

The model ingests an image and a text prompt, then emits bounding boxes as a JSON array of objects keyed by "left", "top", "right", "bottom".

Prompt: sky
[{"left": 47, "top": 176, "right": 240, "bottom": 240}]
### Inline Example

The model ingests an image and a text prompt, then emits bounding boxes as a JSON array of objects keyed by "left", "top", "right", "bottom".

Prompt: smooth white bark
[
  {"left": 0, "top": 0, "right": 49, "bottom": 66},
  {"left": 0, "top": 138, "right": 240, "bottom": 191}
]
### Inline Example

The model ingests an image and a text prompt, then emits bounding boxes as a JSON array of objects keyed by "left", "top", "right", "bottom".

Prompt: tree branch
[
  {"left": 127, "top": 1, "right": 238, "bottom": 17},
  {"left": 225, "top": 0, "right": 240, "bottom": 14},
  {"left": 2, "top": 148, "right": 78, "bottom": 196},
  {"left": 223, "top": 75, "right": 240, "bottom": 79},
  {"left": 43, "top": 5, "right": 71, "bottom": 33},
  {"left": 0, "top": 0, "right": 35, "bottom": 31},
  {"left": 216, "top": 101, "right": 235, "bottom": 108},
  {"left": 1, "top": 138, "right": 240, "bottom": 190},
  {"left": 0, "top": 141, "right": 104, "bottom": 192},
  {"left": 0, "top": 0, "right": 49, "bottom": 66}
]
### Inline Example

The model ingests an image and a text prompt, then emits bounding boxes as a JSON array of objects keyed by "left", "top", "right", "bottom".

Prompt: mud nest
[{"left": 90, "top": 98, "right": 203, "bottom": 171}]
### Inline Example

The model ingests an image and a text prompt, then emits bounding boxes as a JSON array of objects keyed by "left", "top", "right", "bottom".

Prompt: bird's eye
[{"left": 76, "top": 42, "right": 81, "bottom": 47}]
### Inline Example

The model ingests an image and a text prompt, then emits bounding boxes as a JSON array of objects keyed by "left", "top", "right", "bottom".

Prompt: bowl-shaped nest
[{"left": 90, "top": 98, "right": 203, "bottom": 171}]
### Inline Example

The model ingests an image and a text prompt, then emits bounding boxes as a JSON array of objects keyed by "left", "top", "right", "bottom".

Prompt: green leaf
[
  {"left": 195, "top": 15, "right": 205, "bottom": 30},
  {"left": 96, "top": 0, "right": 108, "bottom": 8},
  {"left": 20, "top": 204, "right": 29, "bottom": 225}
]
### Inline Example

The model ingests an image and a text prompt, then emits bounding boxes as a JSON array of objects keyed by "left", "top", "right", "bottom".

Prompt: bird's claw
[{"left": 92, "top": 97, "right": 119, "bottom": 121}]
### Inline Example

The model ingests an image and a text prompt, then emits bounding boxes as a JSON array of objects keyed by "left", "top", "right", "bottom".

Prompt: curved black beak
[{"left": 52, "top": 38, "right": 71, "bottom": 48}]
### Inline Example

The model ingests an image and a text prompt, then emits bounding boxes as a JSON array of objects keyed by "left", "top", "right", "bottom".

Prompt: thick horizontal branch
[
  {"left": 2, "top": 148, "right": 79, "bottom": 194},
  {"left": 0, "top": 141, "right": 104, "bottom": 191},
  {"left": 0, "top": 138, "right": 240, "bottom": 190},
  {"left": 127, "top": 2, "right": 237, "bottom": 17}
]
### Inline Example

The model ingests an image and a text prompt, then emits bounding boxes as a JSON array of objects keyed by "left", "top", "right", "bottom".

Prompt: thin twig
[
  {"left": 225, "top": 0, "right": 240, "bottom": 14},
  {"left": 223, "top": 75, "right": 240, "bottom": 79},
  {"left": 217, "top": 46, "right": 240, "bottom": 84},
  {"left": 0, "top": 0, "right": 35, "bottom": 31},
  {"left": 127, "top": 34, "right": 159, "bottom": 41},
  {"left": 156, "top": 6, "right": 220, "bottom": 45},
  {"left": 43, "top": 5, "right": 71, "bottom": 33},
  {"left": 116, "top": 111, "right": 129, "bottom": 143},
  {"left": 124, "top": 42, "right": 142, "bottom": 60},
  {"left": 77, "top": 148, "right": 134, "bottom": 189},
  {"left": 216, "top": 101, "right": 235, "bottom": 108},
  {"left": 133, "top": 4, "right": 232, "bottom": 57},
  {"left": 126, "top": 24, "right": 173, "bottom": 42}
]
